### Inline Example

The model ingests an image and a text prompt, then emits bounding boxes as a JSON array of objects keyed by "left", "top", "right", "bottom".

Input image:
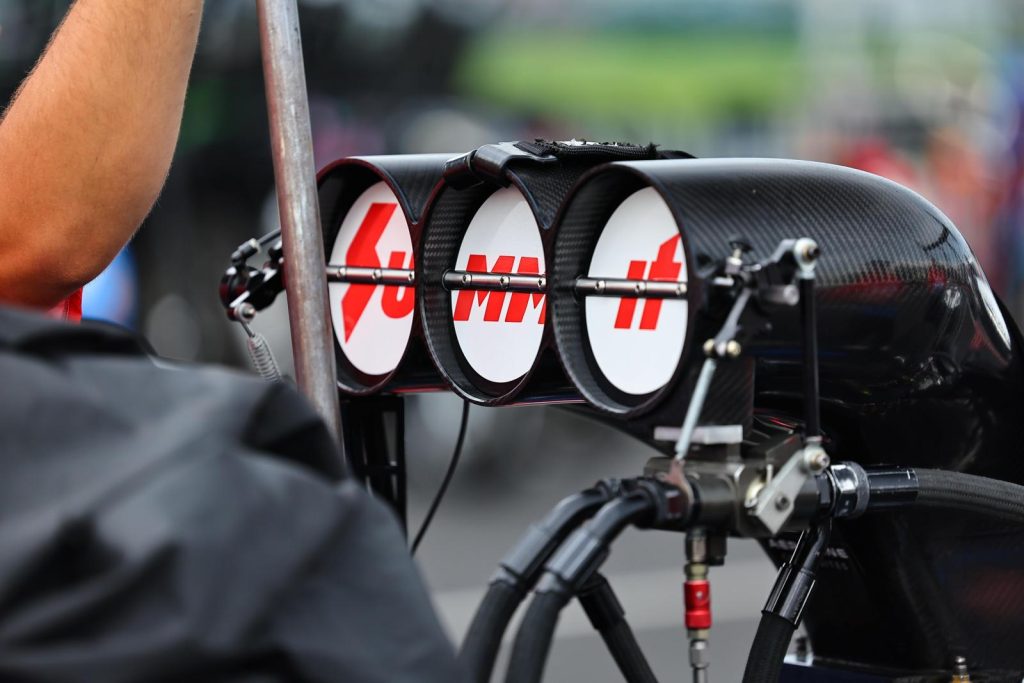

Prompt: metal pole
[{"left": 255, "top": 0, "right": 346, "bottom": 462}]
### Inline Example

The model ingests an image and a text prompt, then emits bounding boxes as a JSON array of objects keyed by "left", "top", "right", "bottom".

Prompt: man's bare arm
[{"left": 0, "top": 1, "right": 204, "bottom": 308}]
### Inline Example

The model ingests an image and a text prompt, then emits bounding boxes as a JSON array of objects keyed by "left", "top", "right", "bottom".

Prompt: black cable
[
  {"left": 259, "top": 230, "right": 282, "bottom": 247},
  {"left": 411, "top": 400, "right": 470, "bottom": 555},
  {"left": 460, "top": 486, "right": 614, "bottom": 683}
]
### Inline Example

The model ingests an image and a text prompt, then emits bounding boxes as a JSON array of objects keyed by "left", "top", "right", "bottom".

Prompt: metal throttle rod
[
  {"left": 575, "top": 277, "right": 688, "bottom": 299},
  {"left": 328, "top": 265, "right": 416, "bottom": 286},
  {"left": 443, "top": 270, "right": 546, "bottom": 293},
  {"left": 256, "top": 0, "right": 345, "bottom": 456}
]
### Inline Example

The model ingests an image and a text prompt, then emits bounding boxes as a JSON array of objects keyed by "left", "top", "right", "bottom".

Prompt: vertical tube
[
  {"left": 799, "top": 276, "right": 821, "bottom": 439},
  {"left": 255, "top": 0, "right": 346, "bottom": 465}
]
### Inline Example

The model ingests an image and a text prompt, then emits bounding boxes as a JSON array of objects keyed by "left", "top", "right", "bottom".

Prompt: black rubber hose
[
  {"left": 914, "top": 469, "right": 1024, "bottom": 524},
  {"left": 599, "top": 621, "right": 658, "bottom": 683},
  {"left": 578, "top": 574, "right": 658, "bottom": 683},
  {"left": 460, "top": 487, "right": 613, "bottom": 682},
  {"left": 741, "top": 613, "right": 796, "bottom": 683},
  {"left": 504, "top": 494, "right": 657, "bottom": 683},
  {"left": 461, "top": 581, "right": 522, "bottom": 683},
  {"left": 744, "top": 520, "right": 830, "bottom": 683},
  {"left": 504, "top": 591, "right": 571, "bottom": 683}
]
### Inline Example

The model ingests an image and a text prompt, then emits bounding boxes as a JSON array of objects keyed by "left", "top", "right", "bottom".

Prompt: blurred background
[{"left": 4, "top": 0, "right": 1024, "bottom": 679}]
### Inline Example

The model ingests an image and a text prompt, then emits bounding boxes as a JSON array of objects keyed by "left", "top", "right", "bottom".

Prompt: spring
[{"left": 246, "top": 332, "right": 282, "bottom": 382}]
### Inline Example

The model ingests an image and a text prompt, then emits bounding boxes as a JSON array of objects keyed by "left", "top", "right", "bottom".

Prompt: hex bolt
[
  {"left": 804, "top": 446, "right": 831, "bottom": 473},
  {"left": 236, "top": 302, "right": 257, "bottom": 323}
]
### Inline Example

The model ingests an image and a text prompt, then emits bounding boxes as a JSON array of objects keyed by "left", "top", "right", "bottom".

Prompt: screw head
[
  {"left": 774, "top": 494, "right": 790, "bottom": 511},
  {"left": 726, "top": 340, "right": 742, "bottom": 358},
  {"left": 703, "top": 339, "right": 716, "bottom": 356}
]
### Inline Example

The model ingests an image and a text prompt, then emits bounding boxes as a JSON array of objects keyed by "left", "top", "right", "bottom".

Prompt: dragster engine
[{"left": 220, "top": 142, "right": 1024, "bottom": 682}]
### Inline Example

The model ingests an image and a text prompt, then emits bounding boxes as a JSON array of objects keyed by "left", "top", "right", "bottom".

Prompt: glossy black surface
[{"left": 554, "top": 159, "right": 1024, "bottom": 676}]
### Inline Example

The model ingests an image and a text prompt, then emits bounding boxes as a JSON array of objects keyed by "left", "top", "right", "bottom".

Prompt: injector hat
[
  {"left": 418, "top": 140, "right": 688, "bottom": 406},
  {"left": 318, "top": 154, "right": 457, "bottom": 395},
  {"left": 550, "top": 158, "right": 1017, "bottom": 459}
]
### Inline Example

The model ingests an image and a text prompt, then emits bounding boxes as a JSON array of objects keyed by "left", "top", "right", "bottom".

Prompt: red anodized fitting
[{"left": 684, "top": 579, "right": 712, "bottom": 630}]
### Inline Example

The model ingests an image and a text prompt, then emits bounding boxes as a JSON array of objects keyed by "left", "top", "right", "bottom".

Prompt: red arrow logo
[
  {"left": 341, "top": 202, "right": 402, "bottom": 341},
  {"left": 452, "top": 254, "right": 546, "bottom": 324},
  {"left": 614, "top": 235, "right": 682, "bottom": 330}
]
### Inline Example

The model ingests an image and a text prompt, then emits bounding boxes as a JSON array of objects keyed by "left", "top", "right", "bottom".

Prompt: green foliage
[{"left": 455, "top": 29, "right": 805, "bottom": 124}]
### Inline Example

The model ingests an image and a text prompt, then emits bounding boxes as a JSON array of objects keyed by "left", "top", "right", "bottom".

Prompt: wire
[
  {"left": 411, "top": 400, "right": 470, "bottom": 555},
  {"left": 259, "top": 229, "right": 282, "bottom": 247}
]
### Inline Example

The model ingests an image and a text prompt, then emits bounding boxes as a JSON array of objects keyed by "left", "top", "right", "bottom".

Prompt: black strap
[{"left": 443, "top": 139, "right": 694, "bottom": 190}]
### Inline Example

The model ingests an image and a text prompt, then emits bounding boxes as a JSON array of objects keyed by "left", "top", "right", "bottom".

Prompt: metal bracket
[{"left": 749, "top": 442, "right": 830, "bottom": 535}]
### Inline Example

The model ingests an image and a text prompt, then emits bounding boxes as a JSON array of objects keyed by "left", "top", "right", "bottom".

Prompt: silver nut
[
  {"left": 689, "top": 639, "right": 709, "bottom": 667},
  {"left": 236, "top": 303, "right": 257, "bottom": 322},
  {"left": 803, "top": 445, "right": 830, "bottom": 473}
]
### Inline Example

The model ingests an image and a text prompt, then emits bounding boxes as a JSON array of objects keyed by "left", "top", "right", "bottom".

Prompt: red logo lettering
[
  {"left": 453, "top": 255, "right": 546, "bottom": 324},
  {"left": 614, "top": 236, "right": 682, "bottom": 331},
  {"left": 341, "top": 203, "right": 415, "bottom": 341}
]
